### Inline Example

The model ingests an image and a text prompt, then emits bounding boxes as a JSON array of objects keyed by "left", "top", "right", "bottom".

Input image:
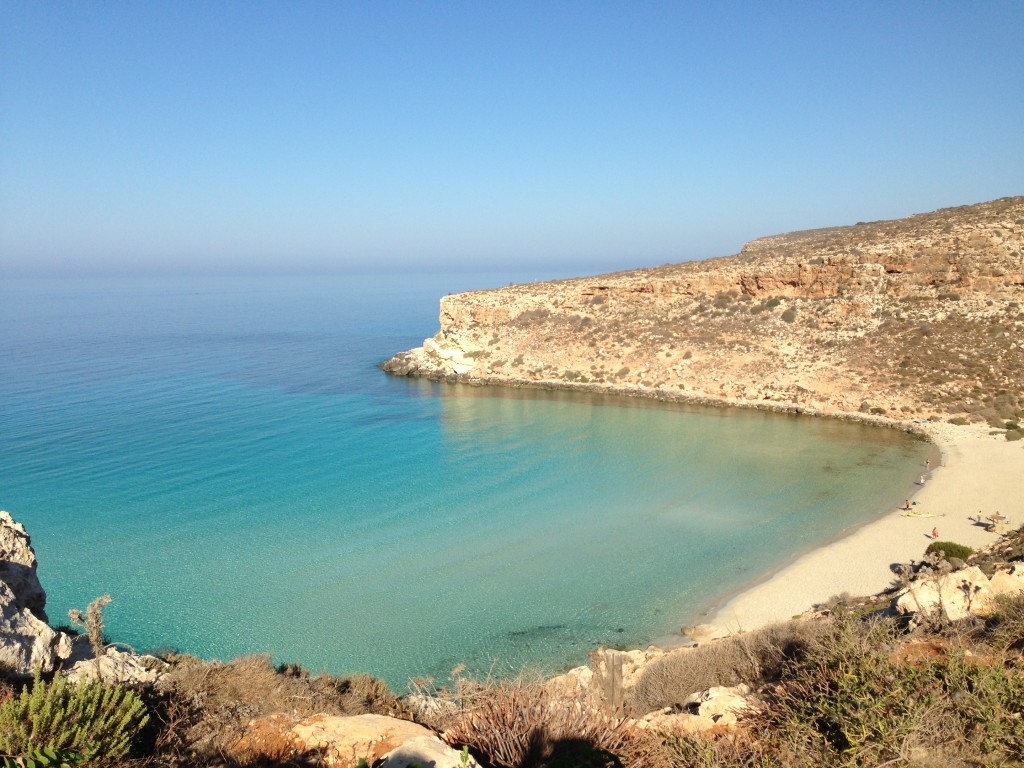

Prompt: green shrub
[
  {"left": 754, "top": 621, "right": 1024, "bottom": 764},
  {"left": 0, "top": 672, "right": 149, "bottom": 762},
  {"left": 926, "top": 541, "right": 974, "bottom": 560},
  {"left": 948, "top": 416, "right": 970, "bottom": 425},
  {"left": 1006, "top": 429, "right": 1023, "bottom": 442},
  {"left": 780, "top": 308, "right": 797, "bottom": 323},
  {"left": 766, "top": 297, "right": 782, "bottom": 309}
]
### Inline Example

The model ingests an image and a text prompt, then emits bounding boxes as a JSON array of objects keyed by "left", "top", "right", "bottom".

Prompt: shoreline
[
  {"left": 396, "top": 372, "right": 1021, "bottom": 646},
  {"left": 703, "top": 420, "right": 1022, "bottom": 635}
]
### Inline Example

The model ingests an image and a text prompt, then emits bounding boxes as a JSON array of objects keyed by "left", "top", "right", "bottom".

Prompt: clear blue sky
[{"left": 2, "top": 1, "right": 1022, "bottom": 277}]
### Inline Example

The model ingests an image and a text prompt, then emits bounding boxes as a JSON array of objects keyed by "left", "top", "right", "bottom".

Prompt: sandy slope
[{"left": 705, "top": 422, "right": 1023, "bottom": 634}]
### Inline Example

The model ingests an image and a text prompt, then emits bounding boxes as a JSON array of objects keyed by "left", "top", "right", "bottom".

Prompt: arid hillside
[{"left": 385, "top": 197, "right": 1024, "bottom": 423}]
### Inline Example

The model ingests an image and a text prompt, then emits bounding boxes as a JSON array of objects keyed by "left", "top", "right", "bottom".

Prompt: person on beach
[
  {"left": 904, "top": 499, "right": 911, "bottom": 510},
  {"left": 925, "top": 459, "right": 931, "bottom": 472},
  {"left": 932, "top": 527, "right": 939, "bottom": 539}
]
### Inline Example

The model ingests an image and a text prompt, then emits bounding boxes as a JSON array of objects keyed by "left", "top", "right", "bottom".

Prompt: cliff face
[{"left": 384, "top": 197, "right": 1024, "bottom": 421}]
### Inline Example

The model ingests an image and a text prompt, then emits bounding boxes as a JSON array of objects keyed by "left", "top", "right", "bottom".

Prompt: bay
[{"left": 0, "top": 273, "right": 927, "bottom": 686}]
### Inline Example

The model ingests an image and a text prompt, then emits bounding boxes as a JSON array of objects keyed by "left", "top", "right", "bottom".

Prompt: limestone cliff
[{"left": 384, "top": 196, "right": 1024, "bottom": 421}]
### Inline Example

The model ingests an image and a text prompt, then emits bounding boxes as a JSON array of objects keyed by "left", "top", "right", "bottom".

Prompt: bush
[
  {"left": 781, "top": 308, "right": 797, "bottom": 323},
  {"left": 978, "top": 593, "right": 1024, "bottom": 653},
  {"left": 948, "top": 416, "right": 970, "bottom": 425},
  {"left": 926, "top": 541, "right": 974, "bottom": 560},
  {"left": 0, "top": 671, "right": 149, "bottom": 762},
  {"left": 751, "top": 617, "right": 1024, "bottom": 765},
  {"left": 1006, "top": 429, "right": 1023, "bottom": 442},
  {"left": 435, "top": 678, "right": 667, "bottom": 768},
  {"left": 152, "top": 655, "right": 403, "bottom": 762},
  {"left": 626, "top": 621, "right": 824, "bottom": 715}
]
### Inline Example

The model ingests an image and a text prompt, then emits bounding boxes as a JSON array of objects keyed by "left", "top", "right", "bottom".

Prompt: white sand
[{"left": 706, "top": 422, "right": 1024, "bottom": 634}]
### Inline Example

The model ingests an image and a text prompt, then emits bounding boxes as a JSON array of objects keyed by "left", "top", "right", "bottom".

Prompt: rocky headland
[{"left": 384, "top": 196, "right": 1024, "bottom": 424}]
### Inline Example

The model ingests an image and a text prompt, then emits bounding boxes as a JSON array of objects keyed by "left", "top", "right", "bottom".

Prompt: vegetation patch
[{"left": 925, "top": 540, "right": 974, "bottom": 560}]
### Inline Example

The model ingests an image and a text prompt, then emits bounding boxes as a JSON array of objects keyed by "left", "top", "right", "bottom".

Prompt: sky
[{"left": 1, "top": 1, "right": 1022, "bottom": 277}]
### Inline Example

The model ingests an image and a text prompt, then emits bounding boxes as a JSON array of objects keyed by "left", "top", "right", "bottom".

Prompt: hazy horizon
[{"left": 2, "top": 1, "right": 1022, "bottom": 278}]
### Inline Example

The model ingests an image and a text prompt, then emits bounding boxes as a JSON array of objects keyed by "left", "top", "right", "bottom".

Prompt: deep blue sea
[{"left": 0, "top": 273, "right": 927, "bottom": 687}]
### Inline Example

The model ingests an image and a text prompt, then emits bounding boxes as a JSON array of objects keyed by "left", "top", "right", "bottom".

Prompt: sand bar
[{"left": 706, "top": 422, "right": 1024, "bottom": 634}]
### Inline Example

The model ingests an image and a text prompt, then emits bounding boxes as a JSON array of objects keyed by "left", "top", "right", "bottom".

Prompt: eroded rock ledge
[{"left": 384, "top": 196, "right": 1024, "bottom": 423}]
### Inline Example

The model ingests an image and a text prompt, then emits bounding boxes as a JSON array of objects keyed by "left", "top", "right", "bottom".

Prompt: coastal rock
[
  {"left": 0, "top": 510, "right": 48, "bottom": 620},
  {"left": 62, "top": 635, "right": 168, "bottom": 685},
  {"left": 379, "top": 736, "right": 480, "bottom": 768},
  {"left": 382, "top": 197, "right": 1024, "bottom": 423},
  {"left": 686, "top": 684, "right": 752, "bottom": 722},
  {"left": 289, "top": 714, "right": 436, "bottom": 767},
  {"left": 0, "top": 579, "right": 73, "bottom": 675},
  {"left": 637, "top": 684, "right": 753, "bottom": 736},
  {"left": 893, "top": 565, "right": 1024, "bottom": 622}
]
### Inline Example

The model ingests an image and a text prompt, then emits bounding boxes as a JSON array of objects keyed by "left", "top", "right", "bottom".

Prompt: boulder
[
  {"left": 0, "top": 579, "right": 72, "bottom": 675},
  {"left": 893, "top": 565, "right": 1022, "bottom": 622},
  {"left": 636, "top": 684, "right": 752, "bottom": 736},
  {"left": 289, "top": 714, "right": 437, "bottom": 767},
  {"left": 686, "top": 684, "right": 752, "bottom": 724},
  {"left": 379, "top": 736, "right": 480, "bottom": 767},
  {"left": 987, "top": 564, "right": 1024, "bottom": 599},
  {"left": 638, "top": 709, "right": 720, "bottom": 736},
  {"left": 0, "top": 510, "right": 48, "bottom": 620},
  {"left": 62, "top": 635, "right": 168, "bottom": 685}
]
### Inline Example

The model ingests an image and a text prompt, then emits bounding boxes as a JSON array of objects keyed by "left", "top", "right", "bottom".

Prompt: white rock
[
  {"left": 895, "top": 566, "right": 992, "bottom": 621},
  {"left": 62, "top": 636, "right": 167, "bottom": 685},
  {"left": 0, "top": 579, "right": 72, "bottom": 675},
  {"left": 380, "top": 736, "right": 480, "bottom": 768},
  {"left": 0, "top": 510, "right": 48, "bottom": 620},
  {"left": 686, "top": 684, "right": 752, "bottom": 721}
]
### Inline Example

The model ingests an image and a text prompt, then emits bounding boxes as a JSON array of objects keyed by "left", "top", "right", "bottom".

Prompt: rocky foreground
[{"left": 384, "top": 196, "right": 1024, "bottom": 423}]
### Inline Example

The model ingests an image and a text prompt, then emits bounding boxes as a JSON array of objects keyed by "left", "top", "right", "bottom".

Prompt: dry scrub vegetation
[
  {"left": 137, "top": 654, "right": 405, "bottom": 766},
  {"left": 5, "top": 595, "right": 1024, "bottom": 767},
  {"left": 6, "top": 529, "right": 1024, "bottom": 766}
]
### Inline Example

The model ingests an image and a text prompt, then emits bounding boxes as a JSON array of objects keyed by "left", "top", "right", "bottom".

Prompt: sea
[{"left": 0, "top": 272, "right": 928, "bottom": 688}]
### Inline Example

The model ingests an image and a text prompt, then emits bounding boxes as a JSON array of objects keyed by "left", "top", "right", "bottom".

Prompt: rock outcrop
[
  {"left": 62, "top": 635, "right": 168, "bottom": 685},
  {"left": 0, "top": 510, "right": 49, "bottom": 621},
  {"left": 0, "top": 510, "right": 73, "bottom": 675},
  {"left": 0, "top": 579, "right": 73, "bottom": 675},
  {"left": 384, "top": 197, "right": 1024, "bottom": 422},
  {"left": 894, "top": 563, "right": 1024, "bottom": 624},
  {"left": 233, "top": 713, "right": 480, "bottom": 768}
]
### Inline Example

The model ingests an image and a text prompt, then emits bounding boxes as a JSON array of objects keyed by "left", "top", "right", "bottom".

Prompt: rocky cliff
[{"left": 384, "top": 196, "right": 1024, "bottom": 421}]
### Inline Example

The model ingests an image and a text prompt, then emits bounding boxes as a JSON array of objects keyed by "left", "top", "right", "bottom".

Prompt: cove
[{"left": 0, "top": 274, "right": 928, "bottom": 687}]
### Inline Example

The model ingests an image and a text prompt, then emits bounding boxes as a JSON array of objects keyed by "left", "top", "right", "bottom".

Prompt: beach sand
[{"left": 706, "top": 422, "right": 1023, "bottom": 634}]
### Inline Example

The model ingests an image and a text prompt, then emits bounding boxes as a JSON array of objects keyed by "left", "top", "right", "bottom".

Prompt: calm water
[{"left": 0, "top": 274, "right": 927, "bottom": 686}]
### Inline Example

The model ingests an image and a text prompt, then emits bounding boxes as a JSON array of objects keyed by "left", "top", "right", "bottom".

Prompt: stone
[
  {"left": 986, "top": 564, "right": 1024, "bottom": 599},
  {"left": 686, "top": 684, "right": 752, "bottom": 722},
  {"left": 0, "top": 579, "right": 72, "bottom": 675},
  {"left": 289, "top": 714, "right": 437, "bottom": 767},
  {"left": 0, "top": 510, "right": 48, "bottom": 620},
  {"left": 62, "top": 635, "right": 167, "bottom": 685},
  {"left": 379, "top": 736, "right": 480, "bottom": 767},
  {"left": 637, "top": 709, "right": 723, "bottom": 736},
  {"left": 894, "top": 566, "right": 996, "bottom": 621}
]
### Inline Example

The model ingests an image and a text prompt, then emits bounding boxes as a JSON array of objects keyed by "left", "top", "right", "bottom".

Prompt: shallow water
[{"left": 0, "top": 274, "right": 928, "bottom": 686}]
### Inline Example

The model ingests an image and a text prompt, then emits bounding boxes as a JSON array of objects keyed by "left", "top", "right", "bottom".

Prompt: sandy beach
[{"left": 705, "top": 421, "right": 1024, "bottom": 634}]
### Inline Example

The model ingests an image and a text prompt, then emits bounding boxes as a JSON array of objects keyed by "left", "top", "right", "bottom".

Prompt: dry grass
[
  {"left": 413, "top": 674, "right": 669, "bottom": 768},
  {"left": 626, "top": 621, "right": 825, "bottom": 716},
  {"left": 139, "top": 654, "right": 404, "bottom": 767}
]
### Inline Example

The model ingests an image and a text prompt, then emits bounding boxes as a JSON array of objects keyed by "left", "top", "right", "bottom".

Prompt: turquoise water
[{"left": 0, "top": 274, "right": 927, "bottom": 687}]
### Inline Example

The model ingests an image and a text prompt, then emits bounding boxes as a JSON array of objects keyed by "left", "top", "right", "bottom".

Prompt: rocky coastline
[{"left": 383, "top": 196, "right": 1024, "bottom": 426}]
